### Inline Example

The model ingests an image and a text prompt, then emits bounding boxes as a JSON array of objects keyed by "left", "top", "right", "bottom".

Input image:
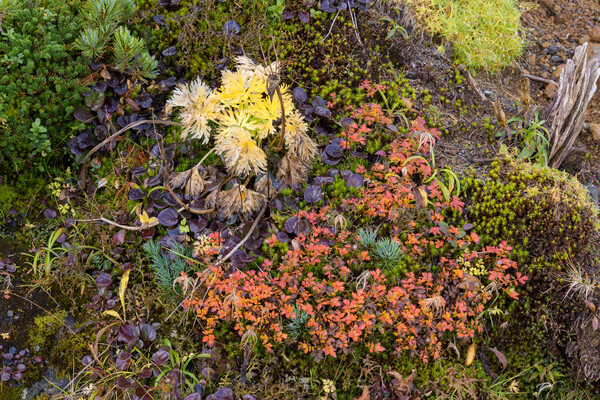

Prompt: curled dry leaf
[
  {"left": 485, "top": 347, "right": 508, "bottom": 370},
  {"left": 168, "top": 170, "right": 191, "bottom": 189},
  {"left": 185, "top": 166, "right": 206, "bottom": 199},
  {"left": 352, "top": 386, "right": 369, "bottom": 400},
  {"left": 388, "top": 369, "right": 415, "bottom": 396},
  {"left": 457, "top": 272, "right": 483, "bottom": 292}
]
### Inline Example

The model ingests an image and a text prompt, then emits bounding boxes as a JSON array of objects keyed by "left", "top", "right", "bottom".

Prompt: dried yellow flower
[
  {"left": 167, "top": 78, "right": 221, "bottom": 143},
  {"left": 215, "top": 127, "right": 267, "bottom": 176},
  {"left": 209, "top": 184, "right": 266, "bottom": 219},
  {"left": 276, "top": 154, "right": 311, "bottom": 189}
]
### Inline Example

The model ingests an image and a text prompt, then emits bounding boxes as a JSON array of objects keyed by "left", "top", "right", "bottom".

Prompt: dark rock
[{"left": 585, "top": 183, "right": 599, "bottom": 203}]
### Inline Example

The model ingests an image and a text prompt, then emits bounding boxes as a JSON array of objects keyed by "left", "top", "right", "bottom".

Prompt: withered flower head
[
  {"left": 276, "top": 154, "right": 311, "bottom": 190},
  {"left": 235, "top": 55, "right": 281, "bottom": 79},
  {"left": 255, "top": 173, "right": 276, "bottom": 198},
  {"left": 166, "top": 78, "right": 221, "bottom": 143},
  {"left": 217, "top": 184, "right": 266, "bottom": 220},
  {"left": 214, "top": 127, "right": 267, "bottom": 177}
]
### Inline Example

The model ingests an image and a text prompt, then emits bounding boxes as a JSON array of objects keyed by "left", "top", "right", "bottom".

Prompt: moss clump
[
  {"left": 399, "top": 0, "right": 526, "bottom": 71},
  {"left": 28, "top": 309, "right": 68, "bottom": 348},
  {"left": 456, "top": 156, "right": 598, "bottom": 272}
]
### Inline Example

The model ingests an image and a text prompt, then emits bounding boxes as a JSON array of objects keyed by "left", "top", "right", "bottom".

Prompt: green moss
[
  {"left": 454, "top": 156, "right": 598, "bottom": 273},
  {"left": 28, "top": 309, "right": 68, "bottom": 348},
  {"left": 0, "top": 0, "right": 88, "bottom": 176}
]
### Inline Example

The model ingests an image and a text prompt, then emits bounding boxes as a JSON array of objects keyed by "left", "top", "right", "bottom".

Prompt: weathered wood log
[{"left": 545, "top": 43, "right": 600, "bottom": 168}]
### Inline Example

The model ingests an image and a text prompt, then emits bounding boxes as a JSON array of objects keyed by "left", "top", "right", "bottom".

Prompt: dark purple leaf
[
  {"left": 325, "top": 144, "right": 344, "bottom": 158},
  {"left": 82, "top": 356, "right": 93, "bottom": 366},
  {"left": 117, "top": 376, "right": 136, "bottom": 389},
  {"left": 140, "top": 227, "right": 155, "bottom": 239},
  {"left": 189, "top": 218, "right": 208, "bottom": 232},
  {"left": 312, "top": 96, "right": 327, "bottom": 108},
  {"left": 115, "top": 81, "right": 128, "bottom": 96},
  {"left": 140, "top": 324, "right": 157, "bottom": 342},
  {"left": 153, "top": 14, "right": 166, "bottom": 24},
  {"left": 276, "top": 232, "right": 290, "bottom": 242},
  {"left": 150, "top": 143, "right": 175, "bottom": 159},
  {"left": 462, "top": 223, "right": 474, "bottom": 230},
  {"left": 85, "top": 91, "right": 105, "bottom": 111},
  {"left": 285, "top": 216, "right": 299, "bottom": 233},
  {"left": 96, "top": 273, "right": 112, "bottom": 288},
  {"left": 118, "top": 324, "right": 140, "bottom": 344},
  {"left": 320, "top": 0, "right": 337, "bottom": 12},
  {"left": 298, "top": 10, "right": 310, "bottom": 23},
  {"left": 347, "top": 174, "right": 364, "bottom": 188},
  {"left": 314, "top": 106, "right": 331, "bottom": 117},
  {"left": 223, "top": 20, "right": 240, "bottom": 35},
  {"left": 12, "top": 371, "right": 22, "bottom": 380},
  {"left": 131, "top": 166, "right": 147, "bottom": 177},
  {"left": 321, "top": 151, "right": 341, "bottom": 165},
  {"left": 162, "top": 191, "right": 181, "bottom": 207},
  {"left": 341, "top": 170, "right": 353, "bottom": 180},
  {"left": 282, "top": 9, "right": 296, "bottom": 19},
  {"left": 184, "top": 394, "right": 201, "bottom": 400},
  {"left": 94, "top": 80, "right": 107, "bottom": 92},
  {"left": 350, "top": 151, "right": 367, "bottom": 159},
  {"left": 135, "top": 92, "right": 153, "bottom": 109},
  {"left": 168, "top": 369, "right": 182, "bottom": 385},
  {"left": 386, "top": 124, "right": 398, "bottom": 132},
  {"left": 138, "top": 367, "right": 153, "bottom": 379},
  {"left": 231, "top": 250, "right": 255, "bottom": 267},
  {"left": 152, "top": 350, "right": 169, "bottom": 366},
  {"left": 115, "top": 352, "right": 131, "bottom": 370},
  {"left": 94, "top": 125, "right": 107, "bottom": 141},
  {"left": 128, "top": 189, "right": 148, "bottom": 200},
  {"left": 293, "top": 87, "right": 307, "bottom": 103},
  {"left": 314, "top": 176, "right": 334, "bottom": 186},
  {"left": 147, "top": 174, "right": 162, "bottom": 187},
  {"left": 213, "top": 387, "right": 234, "bottom": 400},
  {"left": 103, "top": 97, "right": 118, "bottom": 113},
  {"left": 73, "top": 105, "right": 94, "bottom": 123},
  {"left": 340, "top": 117, "right": 355, "bottom": 128},
  {"left": 157, "top": 208, "right": 179, "bottom": 227},
  {"left": 162, "top": 46, "right": 177, "bottom": 56},
  {"left": 44, "top": 208, "right": 57, "bottom": 219},
  {"left": 117, "top": 115, "right": 130, "bottom": 128},
  {"left": 304, "top": 185, "right": 322, "bottom": 203},
  {"left": 113, "top": 230, "right": 126, "bottom": 245}
]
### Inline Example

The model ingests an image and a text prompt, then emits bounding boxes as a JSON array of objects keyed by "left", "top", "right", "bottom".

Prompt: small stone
[
  {"left": 545, "top": 83, "right": 558, "bottom": 98},
  {"left": 551, "top": 55, "right": 562, "bottom": 63},
  {"left": 6, "top": 310, "right": 12, "bottom": 318},
  {"left": 590, "top": 123, "right": 600, "bottom": 141},
  {"left": 579, "top": 35, "right": 591, "bottom": 45},
  {"left": 585, "top": 183, "right": 599, "bottom": 203},
  {"left": 552, "top": 64, "right": 565, "bottom": 79},
  {"left": 541, "top": 41, "right": 552, "bottom": 49},
  {"left": 547, "top": 44, "right": 558, "bottom": 55}
]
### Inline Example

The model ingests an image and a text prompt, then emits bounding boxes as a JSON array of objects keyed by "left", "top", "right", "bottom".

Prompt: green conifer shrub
[{"left": 75, "top": 0, "right": 157, "bottom": 80}]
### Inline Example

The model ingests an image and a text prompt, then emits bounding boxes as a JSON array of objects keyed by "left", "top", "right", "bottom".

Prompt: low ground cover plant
[{"left": 397, "top": 0, "right": 526, "bottom": 70}]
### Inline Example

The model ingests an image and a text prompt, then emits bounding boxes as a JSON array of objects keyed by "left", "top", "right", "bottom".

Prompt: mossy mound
[{"left": 459, "top": 156, "right": 598, "bottom": 272}]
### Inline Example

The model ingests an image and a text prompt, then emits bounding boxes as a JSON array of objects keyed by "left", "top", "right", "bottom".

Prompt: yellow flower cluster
[
  {"left": 167, "top": 56, "right": 317, "bottom": 178},
  {"left": 458, "top": 256, "right": 487, "bottom": 277}
]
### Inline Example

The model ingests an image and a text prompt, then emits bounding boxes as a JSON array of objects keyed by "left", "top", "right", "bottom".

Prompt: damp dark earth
[{"left": 1, "top": 0, "right": 600, "bottom": 399}]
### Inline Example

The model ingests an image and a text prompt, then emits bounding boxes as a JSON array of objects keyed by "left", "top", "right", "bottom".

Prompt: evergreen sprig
[
  {"left": 143, "top": 240, "right": 192, "bottom": 297},
  {"left": 75, "top": 0, "right": 157, "bottom": 79}
]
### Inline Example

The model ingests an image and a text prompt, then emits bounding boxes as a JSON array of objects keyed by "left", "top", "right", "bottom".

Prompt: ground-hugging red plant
[{"left": 181, "top": 98, "right": 527, "bottom": 364}]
